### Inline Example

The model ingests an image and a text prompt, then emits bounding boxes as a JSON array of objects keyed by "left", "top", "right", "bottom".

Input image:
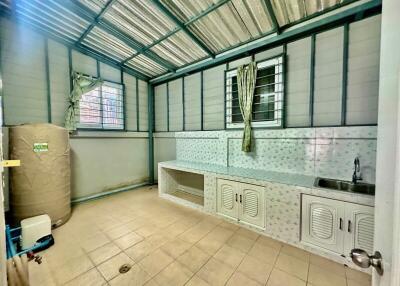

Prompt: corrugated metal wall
[{"left": 0, "top": 18, "right": 149, "bottom": 129}]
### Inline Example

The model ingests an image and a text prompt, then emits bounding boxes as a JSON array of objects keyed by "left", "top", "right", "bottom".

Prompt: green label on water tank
[{"left": 33, "top": 143, "right": 48, "bottom": 153}]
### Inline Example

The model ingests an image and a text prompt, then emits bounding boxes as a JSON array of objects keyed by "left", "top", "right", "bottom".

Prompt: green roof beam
[
  {"left": 150, "top": 0, "right": 215, "bottom": 58},
  {"left": 77, "top": 0, "right": 118, "bottom": 44}
]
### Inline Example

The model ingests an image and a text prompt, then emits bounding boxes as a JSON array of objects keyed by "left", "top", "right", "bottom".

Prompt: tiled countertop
[
  {"left": 159, "top": 160, "right": 375, "bottom": 206},
  {"left": 159, "top": 160, "right": 316, "bottom": 188}
]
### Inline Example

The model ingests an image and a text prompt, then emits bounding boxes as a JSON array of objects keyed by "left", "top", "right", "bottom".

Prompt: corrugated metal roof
[
  {"left": 15, "top": 0, "right": 90, "bottom": 43},
  {"left": 187, "top": 0, "right": 273, "bottom": 53},
  {"left": 271, "top": 0, "right": 343, "bottom": 26},
  {"left": 0, "top": 0, "right": 363, "bottom": 79},
  {"left": 126, "top": 54, "right": 168, "bottom": 77},
  {"left": 150, "top": 31, "right": 208, "bottom": 66},
  {"left": 82, "top": 26, "right": 136, "bottom": 62}
]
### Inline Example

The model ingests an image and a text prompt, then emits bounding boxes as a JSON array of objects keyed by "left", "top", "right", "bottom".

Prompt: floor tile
[
  {"left": 51, "top": 254, "right": 94, "bottom": 285},
  {"left": 236, "top": 227, "right": 260, "bottom": 241},
  {"left": 64, "top": 268, "right": 106, "bottom": 286},
  {"left": 226, "top": 272, "right": 262, "bottom": 286},
  {"left": 309, "top": 254, "right": 346, "bottom": 276},
  {"left": 108, "top": 264, "right": 151, "bottom": 286},
  {"left": 138, "top": 249, "right": 174, "bottom": 278},
  {"left": 153, "top": 261, "right": 193, "bottom": 286},
  {"left": 308, "top": 264, "right": 347, "bottom": 286},
  {"left": 267, "top": 268, "right": 306, "bottom": 286},
  {"left": 213, "top": 244, "right": 246, "bottom": 268},
  {"left": 125, "top": 240, "right": 156, "bottom": 262},
  {"left": 255, "top": 235, "right": 282, "bottom": 250},
  {"left": 186, "top": 275, "right": 211, "bottom": 286},
  {"left": 345, "top": 267, "right": 371, "bottom": 284},
  {"left": 136, "top": 224, "right": 159, "bottom": 237},
  {"left": 88, "top": 242, "right": 121, "bottom": 266},
  {"left": 80, "top": 232, "right": 111, "bottom": 253},
  {"left": 114, "top": 231, "right": 144, "bottom": 250},
  {"left": 105, "top": 224, "right": 133, "bottom": 240},
  {"left": 237, "top": 255, "right": 273, "bottom": 285},
  {"left": 275, "top": 252, "right": 309, "bottom": 281},
  {"left": 280, "top": 244, "right": 310, "bottom": 262},
  {"left": 226, "top": 233, "right": 256, "bottom": 253},
  {"left": 97, "top": 252, "right": 134, "bottom": 281},
  {"left": 161, "top": 237, "right": 192, "bottom": 258},
  {"left": 197, "top": 258, "right": 235, "bottom": 286},
  {"left": 248, "top": 242, "right": 280, "bottom": 265},
  {"left": 177, "top": 246, "right": 211, "bottom": 273}
]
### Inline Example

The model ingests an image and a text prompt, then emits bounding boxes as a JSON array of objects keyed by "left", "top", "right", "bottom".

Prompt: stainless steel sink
[{"left": 314, "top": 177, "right": 375, "bottom": 196}]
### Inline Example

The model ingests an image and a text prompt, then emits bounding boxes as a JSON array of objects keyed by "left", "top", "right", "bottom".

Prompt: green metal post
[
  {"left": 136, "top": 77, "right": 140, "bottom": 131},
  {"left": 166, "top": 82, "right": 170, "bottom": 132},
  {"left": 182, "top": 77, "right": 185, "bottom": 131},
  {"left": 148, "top": 84, "right": 154, "bottom": 184},
  {"left": 44, "top": 38, "right": 52, "bottom": 123},
  {"left": 341, "top": 23, "right": 349, "bottom": 126},
  {"left": 200, "top": 71, "right": 204, "bottom": 131},
  {"left": 309, "top": 34, "right": 315, "bottom": 127}
]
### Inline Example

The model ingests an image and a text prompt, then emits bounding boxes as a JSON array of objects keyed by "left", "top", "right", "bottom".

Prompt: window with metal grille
[
  {"left": 226, "top": 56, "right": 284, "bottom": 128},
  {"left": 78, "top": 81, "right": 124, "bottom": 130}
]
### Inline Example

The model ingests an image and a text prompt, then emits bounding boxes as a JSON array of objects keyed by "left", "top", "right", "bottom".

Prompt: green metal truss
[
  {"left": 62, "top": 0, "right": 177, "bottom": 73},
  {"left": 76, "top": 0, "right": 118, "bottom": 44},
  {"left": 150, "top": 0, "right": 382, "bottom": 85},
  {"left": 150, "top": 0, "right": 215, "bottom": 58}
]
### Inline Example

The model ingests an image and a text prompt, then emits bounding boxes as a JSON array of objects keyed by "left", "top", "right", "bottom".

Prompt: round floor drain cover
[{"left": 119, "top": 264, "right": 131, "bottom": 274}]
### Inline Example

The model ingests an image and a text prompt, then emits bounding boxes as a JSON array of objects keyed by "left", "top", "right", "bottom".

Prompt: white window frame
[
  {"left": 225, "top": 56, "right": 284, "bottom": 129},
  {"left": 78, "top": 81, "right": 124, "bottom": 130}
]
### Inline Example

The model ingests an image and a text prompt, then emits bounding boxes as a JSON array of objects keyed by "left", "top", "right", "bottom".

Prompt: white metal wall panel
[
  {"left": 124, "top": 73, "right": 137, "bottom": 131},
  {"left": 203, "top": 64, "right": 226, "bottom": 130},
  {"left": 314, "top": 27, "right": 344, "bottom": 126},
  {"left": 184, "top": 73, "right": 201, "bottom": 130},
  {"left": 286, "top": 37, "right": 311, "bottom": 127},
  {"left": 168, "top": 78, "right": 183, "bottom": 131},
  {"left": 48, "top": 39, "right": 70, "bottom": 126},
  {"left": 138, "top": 80, "right": 148, "bottom": 131},
  {"left": 347, "top": 15, "right": 381, "bottom": 125},
  {"left": 71, "top": 50, "right": 97, "bottom": 76},
  {"left": 255, "top": 46, "right": 284, "bottom": 61},
  {"left": 100, "top": 62, "right": 121, "bottom": 83},
  {"left": 1, "top": 19, "right": 48, "bottom": 124},
  {"left": 228, "top": 56, "right": 251, "bottom": 69},
  {"left": 155, "top": 83, "right": 167, "bottom": 131}
]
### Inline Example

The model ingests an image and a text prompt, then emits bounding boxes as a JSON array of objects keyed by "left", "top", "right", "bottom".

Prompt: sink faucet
[{"left": 352, "top": 157, "right": 362, "bottom": 184}]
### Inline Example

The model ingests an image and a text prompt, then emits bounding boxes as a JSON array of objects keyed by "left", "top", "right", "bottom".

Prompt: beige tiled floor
[{"left": 29, "top": 186, "right": 371, "bottom": 286}]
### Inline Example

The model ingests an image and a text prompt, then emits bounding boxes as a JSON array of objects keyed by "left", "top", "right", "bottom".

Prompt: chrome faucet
[{"left": 352, "top": 157, "right": 362, "bottom": 184}]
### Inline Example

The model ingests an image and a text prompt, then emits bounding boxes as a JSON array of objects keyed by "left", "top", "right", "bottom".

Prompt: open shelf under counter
[{"left": 158, "top": 165, "right": 205, "bottom": 209}]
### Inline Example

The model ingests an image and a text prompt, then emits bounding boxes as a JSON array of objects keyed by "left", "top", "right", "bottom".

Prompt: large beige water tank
[{"left": 9, "top": 123, "right": 71, "bottom": 227}]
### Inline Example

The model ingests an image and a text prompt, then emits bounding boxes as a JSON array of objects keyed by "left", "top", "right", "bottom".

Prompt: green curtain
[
  {"left": 65, "top": 71, "right": 103, "bottom": 132},
  {"left": 237, "top": 62, "right": 257, "bottom": 152}
]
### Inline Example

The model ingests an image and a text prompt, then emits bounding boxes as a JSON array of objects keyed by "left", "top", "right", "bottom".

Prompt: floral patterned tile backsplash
[{"left": 174, "top": 126, "right": 377, "bottom": 183}]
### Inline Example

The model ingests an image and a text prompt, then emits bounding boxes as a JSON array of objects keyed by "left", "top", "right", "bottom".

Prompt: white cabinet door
[
  {"left": 301, "top": 195, "right": 345, "bottom": 254},
  {"left": 344, "top": 203, "right": 374, "bottom": 256},
  {"left": 238, "top": 183, "right": 265, "bottom": 229},
  {"left": 216, "top": 179, "right": 239, "bottom": 221}
]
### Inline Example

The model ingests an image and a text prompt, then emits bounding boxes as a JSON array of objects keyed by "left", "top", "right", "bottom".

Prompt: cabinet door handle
[
  {"left": 339, "top": 218, "right": 343, "bottom": 230},
  {"left": 235, "top": 193, "right": 238, "bottom": 202},
  {"left": 239, "top": 194, "right": 242, "bottom": 203},
  {"left": 348, "top": 220, "right": 352, "bottom": 233}
]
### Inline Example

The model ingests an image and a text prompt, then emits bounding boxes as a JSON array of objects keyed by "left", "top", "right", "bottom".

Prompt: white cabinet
[
  {"left": 217, "top": 179, "right": 238, "bottom": 221},
  {"left": 217, "top": 179, "right": 265, "bottom": 229},
  {"left": 301, "top": 195, "right": 345, "bottom": 253},
  {"left": 301, "top": 194, "right": 374, "bottom": 257}
]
